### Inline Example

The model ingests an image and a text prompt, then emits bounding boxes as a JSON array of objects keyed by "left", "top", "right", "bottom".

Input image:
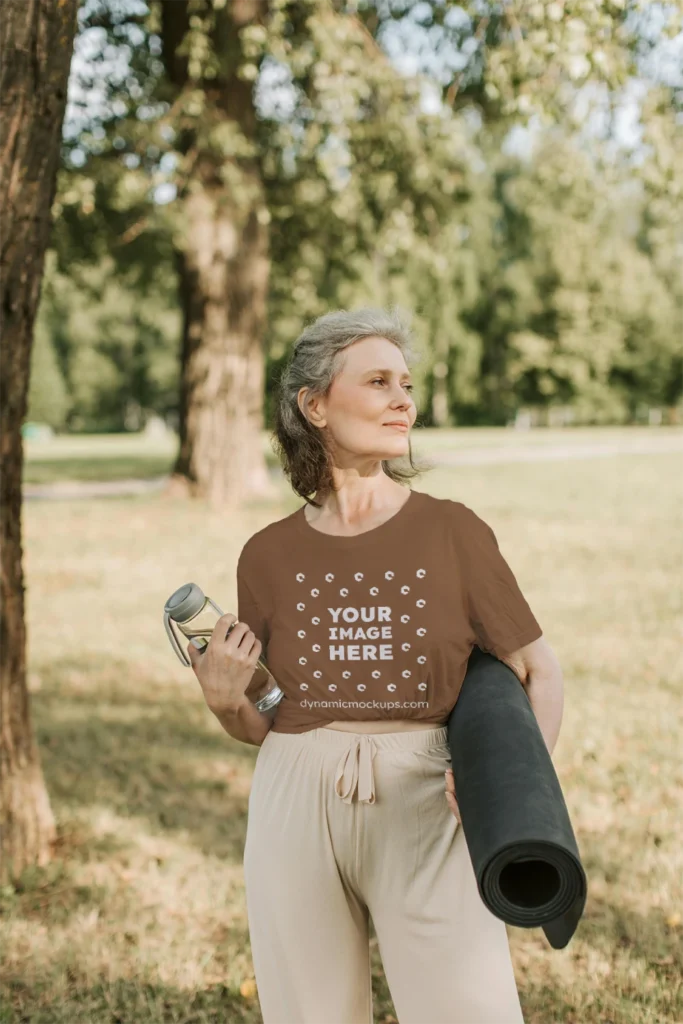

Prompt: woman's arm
[
  {"left": 211, "top": 694, "right": 277, "bottom": 746},
  {"left": 499, "top": 636, "right": 564, "bottom": 756}
]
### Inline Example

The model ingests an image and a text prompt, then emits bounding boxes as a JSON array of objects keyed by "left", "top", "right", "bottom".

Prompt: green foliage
[
  {"left": 27, "top": 314, "right": 70, "bottom": 430},
  {"left": 481, "top": 136, "right": 681, "bottom": 422},
  {"left": 32, "top": 251, "right": 180, "bottom": 433},
  {"left": 40, "top": 0, "right": 683, "bottom": 433}
]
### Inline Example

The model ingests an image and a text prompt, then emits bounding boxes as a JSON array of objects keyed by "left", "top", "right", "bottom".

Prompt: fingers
[
  {"left": 216, "top": 612, "right": 240, "bottom": 643},
  {"left": 444, "top": 768, "right": 460, "bottom": 822},
  {"left": 217, "top": 613, "right": 253, "bottom": 650}
]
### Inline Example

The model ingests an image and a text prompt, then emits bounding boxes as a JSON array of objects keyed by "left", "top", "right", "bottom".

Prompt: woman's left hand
[{"left": 445, "top": 768, "right": 460, "bottom": 822}]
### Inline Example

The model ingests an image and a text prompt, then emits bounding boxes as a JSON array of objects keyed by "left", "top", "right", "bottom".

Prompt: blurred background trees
[{"left": 30, "top": 0, "right": 683, "bottom": 496}]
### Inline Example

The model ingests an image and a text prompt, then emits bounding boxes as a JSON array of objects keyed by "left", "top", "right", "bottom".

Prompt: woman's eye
[{"left": 372, "top": 378, "right": 413, "bottom": 392}]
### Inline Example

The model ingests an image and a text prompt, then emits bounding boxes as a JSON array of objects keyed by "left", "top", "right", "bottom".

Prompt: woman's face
[{"left": 299, "top": 335, "right": 417, "bottom": 464}]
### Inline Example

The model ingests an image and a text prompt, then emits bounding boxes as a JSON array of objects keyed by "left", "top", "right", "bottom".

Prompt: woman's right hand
[
  {"left": 186, "top": 612, "right": 262, "bottom": 715},
  {"left": 445, "top": 768, "right": 461, "bottom": 823}
]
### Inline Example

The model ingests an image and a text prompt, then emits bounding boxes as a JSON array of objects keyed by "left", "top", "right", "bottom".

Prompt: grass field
[
  {"left": 2, "top": 428, "right": 682, "bottom": 1023},
  {"left": 21, "top": 425, "right": 683, "bottom": 485}
]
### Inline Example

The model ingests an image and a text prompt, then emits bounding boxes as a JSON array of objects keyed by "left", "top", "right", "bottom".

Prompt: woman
[{"left": 190, "top": 307, "right": 557, "bottom": 1023}]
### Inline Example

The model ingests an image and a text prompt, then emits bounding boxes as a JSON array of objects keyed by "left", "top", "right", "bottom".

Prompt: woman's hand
[
  {"left": 445, "top": 768, "right": 461, "bottom": 822},
  {"left": 186, "top": 613, "right": 262, "bottom": 716}
]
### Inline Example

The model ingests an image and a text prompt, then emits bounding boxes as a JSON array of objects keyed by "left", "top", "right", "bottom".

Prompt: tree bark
[
  {"left": 171, "top": 201, "right": 274, "bottom": 509},
  {"left": 160, "top": 0, "right": 277, "bottom": 510},
  {"left": 0, "top": 0, "right": 80, "bottom": 885}
]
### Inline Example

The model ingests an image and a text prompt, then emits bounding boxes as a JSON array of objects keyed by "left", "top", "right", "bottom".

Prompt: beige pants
[{"left": 244, "top": 725, "right": 525, "bottom": 1024}]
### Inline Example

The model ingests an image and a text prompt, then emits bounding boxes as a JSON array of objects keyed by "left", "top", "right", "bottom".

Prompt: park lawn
[
  {"left": 1, "top": 442, "right": 681, "bottom": 1023},
  {"left": 22, "top": 432, "right": 178, "bottom": 485},
  {"left": 22, "top": 425, "right": 683, "bottom": 485}
]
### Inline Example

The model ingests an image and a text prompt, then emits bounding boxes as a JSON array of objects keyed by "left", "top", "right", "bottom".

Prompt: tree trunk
[
  {"left": 0, "top": 0, "right": 80, "bottom": 885},
  {"left": 160, "top": 0, "right": 277, "bottom": 511},
  {"left": 169, "top": 181, "right": 275, "bottom": 510}
]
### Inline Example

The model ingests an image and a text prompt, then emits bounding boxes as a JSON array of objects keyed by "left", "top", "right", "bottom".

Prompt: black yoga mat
[{"left": 446, "top": 645, "right": 587, "bottom": 950}]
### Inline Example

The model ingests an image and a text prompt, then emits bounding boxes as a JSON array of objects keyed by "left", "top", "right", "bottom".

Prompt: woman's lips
[{"left": 384, "top": 423, "right": 408, "bottom": 431}]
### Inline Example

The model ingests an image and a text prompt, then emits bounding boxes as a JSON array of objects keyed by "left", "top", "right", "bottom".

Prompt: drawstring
[{"left": 334, "top": 735, "right": 378, "bottom": 804}]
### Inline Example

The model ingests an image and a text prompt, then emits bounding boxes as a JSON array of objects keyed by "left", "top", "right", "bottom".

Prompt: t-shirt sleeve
[
  {"left": 236, "top": 544, "right": 272, "bottom": 700},
  {"left": 456, "top": 504, "right": 543, "bottom": 659}
]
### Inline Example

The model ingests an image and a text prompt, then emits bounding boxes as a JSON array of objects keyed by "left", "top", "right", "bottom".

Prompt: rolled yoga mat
[{"left": 446, "top": 645, "right": 587, "bottom": 950}]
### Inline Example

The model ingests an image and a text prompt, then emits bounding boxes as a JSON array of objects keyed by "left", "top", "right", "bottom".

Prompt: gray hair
[{"left": 271, "top": 306, "right": 434, "bottom": 506}]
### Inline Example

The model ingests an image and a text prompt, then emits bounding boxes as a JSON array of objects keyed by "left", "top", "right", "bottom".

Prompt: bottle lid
[{"left": 164, "top": 583, "right": 205, "bottom": 624}]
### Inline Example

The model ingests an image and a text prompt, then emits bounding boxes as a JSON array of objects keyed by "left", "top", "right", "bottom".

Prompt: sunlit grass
[
  {"left": 3, "top": 434, "right": 682, "bottom": 1023},
  {"left": 22, "top": 425, "right": 682, "bottom": 484}
]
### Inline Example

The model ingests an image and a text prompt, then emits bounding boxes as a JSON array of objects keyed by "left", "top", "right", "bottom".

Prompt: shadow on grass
[
  {"left": 19, "top": 671, "right": 682, "bottom": 1024},
  {"left": 0, "top": 854, "right": 111, "bottom": 931},
  {"left": 1, "top": 972, "right": 261, "bottom": 1024},
  {"left": 33, "top": 680, "right": 258, "bottom": 864}
]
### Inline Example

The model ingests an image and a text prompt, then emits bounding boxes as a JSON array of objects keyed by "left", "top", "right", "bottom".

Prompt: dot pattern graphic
[{"left": 293, "top": 567, "right": 429, "bottom": 694}]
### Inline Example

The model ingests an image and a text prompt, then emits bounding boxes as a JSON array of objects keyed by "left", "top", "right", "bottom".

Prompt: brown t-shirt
[{"left": 237, "top": 488, "right": 542, "bottom": 734}]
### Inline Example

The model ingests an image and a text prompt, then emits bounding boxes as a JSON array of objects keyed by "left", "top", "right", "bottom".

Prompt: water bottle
[{"left": 163, "top": 582, "right": 284, "bottom": 713}]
